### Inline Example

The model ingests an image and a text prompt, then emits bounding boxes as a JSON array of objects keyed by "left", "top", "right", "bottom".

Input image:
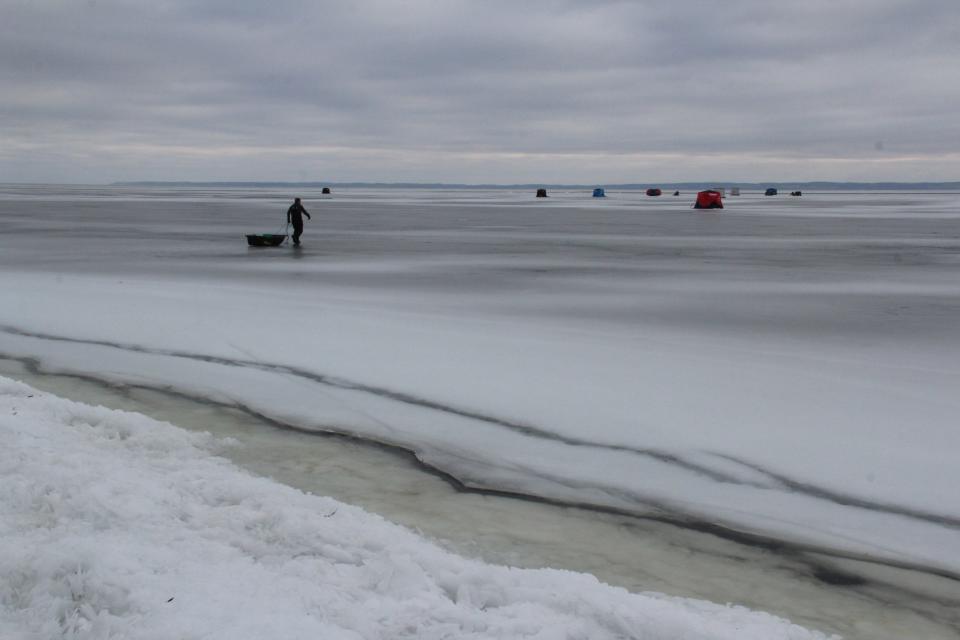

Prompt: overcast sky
[{"left": 2, "top": 0, "right": 958, "bottom": 183}]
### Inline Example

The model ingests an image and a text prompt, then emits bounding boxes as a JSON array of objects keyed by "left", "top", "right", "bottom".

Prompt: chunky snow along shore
[{"left": 0, "top": 377, "right": 830, "bottom": 640}]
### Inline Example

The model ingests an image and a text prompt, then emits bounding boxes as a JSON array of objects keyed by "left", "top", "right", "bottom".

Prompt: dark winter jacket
[{"left": 287, "top": 202, "right": 311, "bottom": 225}]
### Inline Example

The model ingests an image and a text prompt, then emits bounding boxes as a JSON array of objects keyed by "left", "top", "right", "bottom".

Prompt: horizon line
[{"left": 104, "top": 180, "right": 960, "bottom": 190}]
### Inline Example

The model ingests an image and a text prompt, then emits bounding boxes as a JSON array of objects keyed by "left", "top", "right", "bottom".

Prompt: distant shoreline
[{"left": 108, "top": 181, "right": 960, "bottom": 191}]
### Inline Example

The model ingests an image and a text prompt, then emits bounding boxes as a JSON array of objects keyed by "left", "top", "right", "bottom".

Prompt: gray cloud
[{"left": 1, "top": 0, "right": 958, "bottom": 182}]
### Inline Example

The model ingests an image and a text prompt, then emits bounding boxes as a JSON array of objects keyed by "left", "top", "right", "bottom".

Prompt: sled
[{"left": 245, "top": 234, "right": 287, "bottom": 247}]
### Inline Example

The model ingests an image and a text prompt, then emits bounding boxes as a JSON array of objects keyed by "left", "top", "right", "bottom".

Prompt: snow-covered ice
[{"left": 0, "top": 376, "right": 831, "bottom": 639}]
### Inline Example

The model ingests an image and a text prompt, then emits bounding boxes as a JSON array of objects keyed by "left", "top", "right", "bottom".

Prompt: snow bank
[{"left": 0, "top": 377, "right": 830, "bottom": 639}]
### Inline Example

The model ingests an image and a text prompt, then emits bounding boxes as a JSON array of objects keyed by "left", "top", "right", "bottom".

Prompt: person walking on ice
[{"left": 287, "top": 197, "right": 311, "bottom": 246}]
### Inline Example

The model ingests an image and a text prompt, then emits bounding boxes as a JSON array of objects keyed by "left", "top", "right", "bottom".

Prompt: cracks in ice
[
  {"left": 5, "top": 323, "right": 960, "bottom": 532},
  {"left": 708, "top": 452, "right": 960, "bottom": 529},
  {"left": 0, "top": 324, "right": 750, "bottom": 488},
  {"left": 6, "top": 351, "right": 960, "bottom": 598},
  {"left": 3, "top": 324, "right": 960, "bottom": 566}
]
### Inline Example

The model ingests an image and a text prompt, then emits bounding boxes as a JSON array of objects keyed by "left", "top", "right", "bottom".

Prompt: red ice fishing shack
[{"left": 693, "top": 190, "right": 724, "bottom": 209}]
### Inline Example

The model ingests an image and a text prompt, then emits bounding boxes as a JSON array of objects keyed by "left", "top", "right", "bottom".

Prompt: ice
[
  {"left": 1, "top": 185, "right": 959, "bottom": 579},
  {"left": 0, "top": 377, "right": 832, "bottom": 639}
]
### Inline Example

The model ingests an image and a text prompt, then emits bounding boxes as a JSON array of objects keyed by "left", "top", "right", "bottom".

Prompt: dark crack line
[
  {"left": 5, "top": 353, "right": 960, "bottom": 596},
  {"left": 0, "top": 324, "right": 749, "bottom": 485},
  {"left": 3, "top": 324, "right": 960, "bottom": 533},
  {"left": 710, "top": 452, "right": 960, "bottom": 529}
]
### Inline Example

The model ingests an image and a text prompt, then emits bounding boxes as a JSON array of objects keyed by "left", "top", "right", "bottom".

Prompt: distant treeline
[{"left": 113, "top": 181, "right": 960, "bottom": 191}]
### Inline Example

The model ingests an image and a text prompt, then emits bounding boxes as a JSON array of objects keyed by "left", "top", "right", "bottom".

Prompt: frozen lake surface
[{"left": 2, "top": 185, "right": 960, "bottom": 637}]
